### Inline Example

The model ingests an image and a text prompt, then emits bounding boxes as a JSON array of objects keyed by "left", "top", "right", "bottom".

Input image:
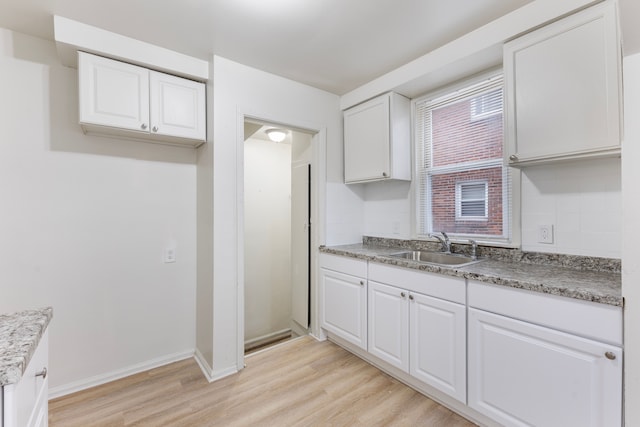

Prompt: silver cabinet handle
[
  {"left": 152, "top": 126, "right": 158, "bottom": 133},
  {"left": 509, "top": 154, "right": 518, "bottom": 161},
  {"left": 141, "top": 123, "right": 148, "bottom": 130},
  {"left": 605, "top": 351, "right": 616, "bottom": 360},
  {"left": 36, "top": 367, "right": 47, "bottom": 379}
]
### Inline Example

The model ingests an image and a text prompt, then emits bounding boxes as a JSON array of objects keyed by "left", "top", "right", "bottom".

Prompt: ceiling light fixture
[{"left": 265, "top": 128, "right": 287, "bottom": 142}]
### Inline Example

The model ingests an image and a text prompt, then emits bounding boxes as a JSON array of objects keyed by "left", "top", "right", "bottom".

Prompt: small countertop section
[
  {"left": 321, "top": 243, "right": 622, "bottom": 307},
  {"left": 0, "top": 307, "right": 53, "bottom": 386}
]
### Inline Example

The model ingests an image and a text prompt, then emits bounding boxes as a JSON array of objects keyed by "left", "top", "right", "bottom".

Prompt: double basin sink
[{"left": 387, "top": 250, "right": 482, "bottom": 267}]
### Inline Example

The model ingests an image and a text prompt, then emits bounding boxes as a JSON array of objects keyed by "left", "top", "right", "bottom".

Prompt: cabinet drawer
[
  {"left": 369, "top": 262, "right": 465, "bottom": 304},
  {"left": 319, "top": 253, "right": 367, "bottom": 277},
  {"left": 3, "top": 330, "right": 49, "bottom": 427},
  {"left": 468, "top": 280, "right": 622, "bottom": 345}
]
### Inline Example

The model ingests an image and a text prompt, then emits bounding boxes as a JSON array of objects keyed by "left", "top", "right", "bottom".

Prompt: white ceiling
[{"left": 1, "top": 0, "right": 639, "bottom": 95}]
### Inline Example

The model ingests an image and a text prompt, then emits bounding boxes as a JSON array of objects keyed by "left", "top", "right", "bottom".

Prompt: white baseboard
[
  {"left": 194, "top": 347, "right": 214, "bottom": 382},
  {"left": 194, "top": 348, "right": 238, "bottom": 383},
  {"left": 49, "top": 349, "right": 195, "bottom": 399}
]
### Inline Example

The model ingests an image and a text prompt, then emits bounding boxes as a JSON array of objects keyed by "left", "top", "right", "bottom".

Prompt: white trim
[
  {"left": 48, "top": 349, "right": 195, "bottom": 399},
  {"left": 210, "top": 366, "right": 239, "bottom": 382},
  {"left": 194, "top": 347, "right": 214, "bottom": 382},
  {"left": 54, "top": 16, "right": 209, "bottom": 81},
  {"left": 244, "top": 328, "right": 292, "bottom": 350}
]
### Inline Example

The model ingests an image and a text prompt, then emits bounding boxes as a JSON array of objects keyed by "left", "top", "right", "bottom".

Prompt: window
[
  {"left": 415, "top": 74, "right": 512, "bottom": 242},
  {"left": 456, "top": 181, "right": 488, "bottom": 220},
  {"left": 470, "top": 89, "right": 502, "bottom": 120}
]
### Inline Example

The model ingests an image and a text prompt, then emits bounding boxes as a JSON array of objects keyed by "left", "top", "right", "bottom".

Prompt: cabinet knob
[
  {"left": 509, "top": 154, "right": 518, "bottom": 162},
  {"left": 400, "top": 292, "right": 406, "bottom": 298},
  {"left": 152, "top": 126, "right": 159, "bottom": 133},
  {"left": 141, "top": 123, "right": 148, "bottom": 130},
  {"left": 35, "top": 367, "right": 47, "bottom": 379},
  {"left": 359, "top": 280, "right": 364, "bottom": 286},
  {"left": 409, "top": 294, "right": 414, "bottom": 301},
  {"left": 382, "top": 172, "right": 388, "bottom": 177},
  {"left": 605, "top": 351, "right": 616, "bottom": 360}
]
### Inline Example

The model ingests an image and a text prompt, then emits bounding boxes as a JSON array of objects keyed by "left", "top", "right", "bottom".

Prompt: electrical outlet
[
  {"left": 164, "top": 247, "right": 176, "bottom": 263},
  {"left": 538, "top": 224, "right": 554, "bottom": 244}
]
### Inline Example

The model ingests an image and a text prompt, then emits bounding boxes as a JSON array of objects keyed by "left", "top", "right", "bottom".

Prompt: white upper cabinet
[
  {"left": 149, "top": 71, "right": 206, "bottom": 141},
  {"left": 79, "top": 51, "right": 206, "bottom": 147},
  {"left": 343, "top": 92, "right": 411, "bottom": 183},
  {"left": 504, "top": 1, "right": 621, "bottom": 166},
  {"left": 79, "top": 52, "right": 149, "bottom": 132}
]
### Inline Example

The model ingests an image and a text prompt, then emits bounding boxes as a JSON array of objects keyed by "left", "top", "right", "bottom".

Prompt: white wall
[
  {"left": 520, "top": 159, "right": 621, "bottom": 258},
  {"left": 0, "top": 28, "right": 197, "bottom": 395},
  {"left": 196, "top": 55, "right": 344, "bottom": 379},
  {"left": 244, "top": 137, "right": 292, "bottom": 343},
  {"left": 622, "top": 52, "right": 640, "bottom": 427}
]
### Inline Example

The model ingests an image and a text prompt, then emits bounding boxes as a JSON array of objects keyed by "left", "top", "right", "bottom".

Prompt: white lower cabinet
[
  {"left": 3, "top": 330, "right": 49, "bottom": 427},
  {"left": 319, "top": 254, "right": 367, "bottom": 350},
  {"left": 409, "top": 292, "right": 466, "bottom": 403},
  {"left": 367, "top": 263, "right": 467, "bottom": 404},
  {"left": 368, "top": 281, "right": 409, "bottom": 370},
  {"left": 468, "top": 286, "right": 622, "bottom": 427}
]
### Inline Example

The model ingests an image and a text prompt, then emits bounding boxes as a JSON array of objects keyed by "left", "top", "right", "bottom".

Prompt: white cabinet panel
[
  {"left": 343, "top": 92, "right": 410, "bottom": 183},
  {"left": 504, "top": 1, "right": 621, "bottom": 166},
  {"left": 3, "top": 331, "right": 49, "bottom": 427},
  {"left": 150, "top": 71, "right": 205, "bottom": 141},
  {"left": 410, "top": 293, "right": 466, "bottom": 404},
  {"left": 368, "top": 281, "right": 409, "bottom": 371},
  {"left": 319, "top": 268, "right": 367, "bottom": 350},
  {"left": 79, "top": 52, "right": 149, "bottom": 132},
  {"left": 468, "top": 308, "right": 622, "bottom": 427}
]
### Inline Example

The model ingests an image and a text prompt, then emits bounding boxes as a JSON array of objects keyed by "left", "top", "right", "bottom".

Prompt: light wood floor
[{"left": 49, "top": 336, "right": 476, "bottom": 426}]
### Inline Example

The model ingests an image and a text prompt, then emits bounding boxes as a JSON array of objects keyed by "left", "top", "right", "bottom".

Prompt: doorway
[{"left": 242, "top": 120, "right": 312, "bottom": 354}]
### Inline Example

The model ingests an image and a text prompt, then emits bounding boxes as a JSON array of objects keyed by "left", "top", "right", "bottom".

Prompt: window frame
[
  {"left": 410, "top": 69, "right": 521, "bottom": 247},
  {"left": 455, "top": 180, "right": 489, "bottom": 221}
]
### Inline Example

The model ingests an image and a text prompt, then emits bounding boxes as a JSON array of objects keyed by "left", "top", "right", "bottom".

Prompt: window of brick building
[{"left": 415, "top": 74, "right": 512, "bottom": 242}]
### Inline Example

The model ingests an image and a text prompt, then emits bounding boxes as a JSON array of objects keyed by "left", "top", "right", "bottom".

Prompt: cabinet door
[
  {"left": 468, "top": 308, "right": 622, "bottom": 427},
  {"left": 319, "top": 268, "right": 367, "bottom": 350},
  {"left": 409, "top": 293, "right": 466, "bottom": 403},
  {"left": 150, "top": 71, "right": 206, "bottom": 141},
  {"left": 78, "top": 52, "right": 150, "bottom": 132},
  {"left": 3, "top": 331, "right": 49, "bottom": 427},
  {"left": 504, "top": 1, "right": 620, "bottom": 164},
  {"left": 368, "top": 281, "right": 409, "bottom": 371},
  {"left": 344, "top": 94, "right": 390, "bottom": 183}
]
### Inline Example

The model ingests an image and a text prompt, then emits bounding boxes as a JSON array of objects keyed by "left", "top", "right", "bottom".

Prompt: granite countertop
[
  {"left": 320, "top": 243, "right": 622, "bottom": 307},
  {"left": 0, "top": 307, "right": 53, "bottom": 386}
]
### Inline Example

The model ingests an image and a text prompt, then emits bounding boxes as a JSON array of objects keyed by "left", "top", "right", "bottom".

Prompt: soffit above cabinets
[{"left": 53, "top": 15, "right": 209, "bottom": 82}]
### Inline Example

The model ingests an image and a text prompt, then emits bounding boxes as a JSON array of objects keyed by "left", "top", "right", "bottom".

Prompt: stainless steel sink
[{"left": 388, "top": 250, "right": 481, "bottom": 267}]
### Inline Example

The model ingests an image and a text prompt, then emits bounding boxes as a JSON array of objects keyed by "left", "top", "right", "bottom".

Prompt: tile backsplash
[{"left": 520, "top": 157, "right": 621, "bottom": 258}]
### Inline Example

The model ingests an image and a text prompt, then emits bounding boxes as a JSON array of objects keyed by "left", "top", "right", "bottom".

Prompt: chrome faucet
[{"left": 429, "top": 231, "right": 451, "bottom": 253}]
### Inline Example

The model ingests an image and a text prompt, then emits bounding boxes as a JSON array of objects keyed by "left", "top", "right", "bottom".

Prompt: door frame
[{"left": 236, "top": 109, "right": 327, "bottom": 369}]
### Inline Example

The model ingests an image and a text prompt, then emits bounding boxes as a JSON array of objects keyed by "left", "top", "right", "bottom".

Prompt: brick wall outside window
[{"left": 423, "top": 88, "right": 505, "bottom": 237}]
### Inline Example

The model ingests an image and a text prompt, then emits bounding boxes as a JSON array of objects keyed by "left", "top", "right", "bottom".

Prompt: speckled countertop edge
[
  {"left": 320, "top": 243, "right": 622, "bottom": 307},
  {"left": 0, "top": 307, "right": 53, "bottom": 386}
]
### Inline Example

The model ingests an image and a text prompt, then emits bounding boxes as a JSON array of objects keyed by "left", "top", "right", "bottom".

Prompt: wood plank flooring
[{"left": 49, "top": 336, "right": 476, "bottom": 426}]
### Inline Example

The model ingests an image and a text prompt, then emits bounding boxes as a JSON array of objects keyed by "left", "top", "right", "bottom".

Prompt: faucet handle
[{"left": 468, "top": 239, "right": 478, "bottom": 260}]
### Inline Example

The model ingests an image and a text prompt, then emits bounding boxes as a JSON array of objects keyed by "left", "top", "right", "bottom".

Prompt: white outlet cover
[
  {"left": 538, "top": 224, "right": 554, "bottom": 244},
  {"left": 164, "top": 247, "right": 176, "bottom": 263}
]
